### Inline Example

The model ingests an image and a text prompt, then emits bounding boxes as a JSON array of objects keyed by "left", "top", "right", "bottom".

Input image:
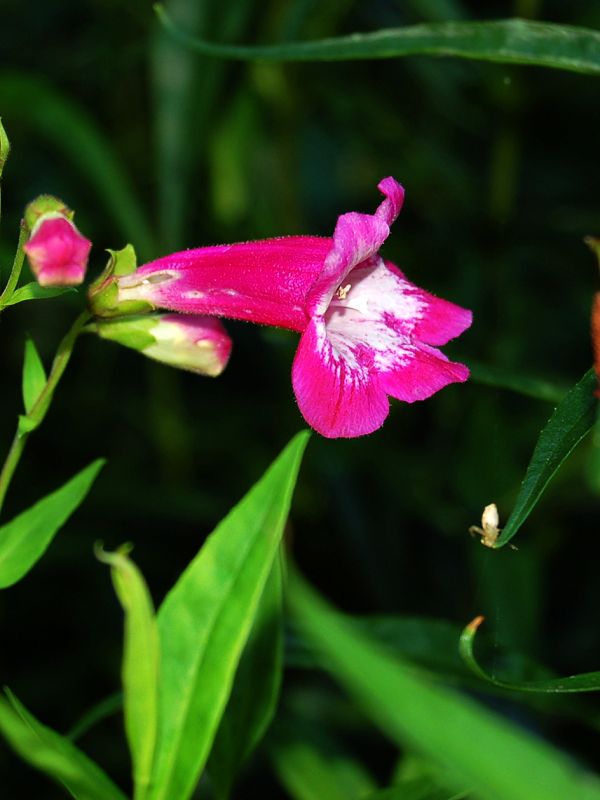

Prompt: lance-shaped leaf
[
  {"left": 22, "top": 337, "right": 47, "bottom": 414},
  {"left": 288, "top": 571, "right": 600, "bottom": 800},
  {"left": 0, "top": 459, "right": 104, "bottom": 588},
  {"left": 460, "top": 616, "right": 600, "bottom": 694},
  {"left": 208, "top": 554, "right": 284, "bottom": 800},
  {"left": 496, "top": 369, "right": 597, "bottom": 547},
  {"left": 3, "top": 282, "right": 76, "bottom": 307},
  {"left": 155, "top": 11, "right": 600, "bottom": 77},
  {"left": 0, "top": 690, "right": 127, "bottom": 800},
  {"left": 97, "top": 548, "right": 159, "bottom": 800},
  {"left": 149, "top": 431, "right": 310, "bottom": 800}
]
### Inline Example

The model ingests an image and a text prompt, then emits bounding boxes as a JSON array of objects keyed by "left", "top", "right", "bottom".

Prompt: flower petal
[
  {"left": 378, "top": 344, "right": 470, "bottom": 403},
  {"left": 384, "top": 262, "right": 472, "bottom": 346},
  {"left": 306, "top": 178, "right": 404, "bottom": 317},
  {"left": 292, "top": 317, "right": 390, "bottom": 438},
  {"left": 374, "top": 176, "right": 405, "bottom": 226},
  {"left": 118, "top": 236, "right": 331, "bottom": 332},
  {"left": 331, "top": 259, "right": 426, "bottom": 339}
]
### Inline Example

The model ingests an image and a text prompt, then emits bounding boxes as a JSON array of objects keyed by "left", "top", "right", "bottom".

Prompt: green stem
[
  {"left": 0, "top": 222, "right": 27, "bottom": 310},
  {"left": 0, "top": 309, "right": 91, "bottom": 515}
]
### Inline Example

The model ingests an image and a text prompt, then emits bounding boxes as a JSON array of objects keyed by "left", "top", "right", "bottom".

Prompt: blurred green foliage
[{"left": 1, "top": 0, "right": 600, "bottom": 796}]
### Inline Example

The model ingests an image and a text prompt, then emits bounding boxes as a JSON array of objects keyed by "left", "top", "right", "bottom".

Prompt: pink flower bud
[
  {"left": 23, "top": 212, "right": 91, "bottom": 288},
  {"left": 94, "top": 313, "right": 232, "bottom": 377}
]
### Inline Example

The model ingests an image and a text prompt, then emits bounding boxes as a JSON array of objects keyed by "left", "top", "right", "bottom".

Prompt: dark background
[{"left": 0, "top": 0, "right": 599, "bottom": 796}]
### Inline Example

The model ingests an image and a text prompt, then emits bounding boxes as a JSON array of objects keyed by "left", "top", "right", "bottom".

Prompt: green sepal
[
  {"left": 23, "top": 195, "right": 73, "bottom": 232},
  {"left": 88, "top": 244, "right": 152, "bottom": 318}
]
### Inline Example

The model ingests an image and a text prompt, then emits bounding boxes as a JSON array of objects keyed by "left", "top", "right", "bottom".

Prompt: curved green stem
[
  {"left": 0, "top": 309, "right": 91, "bottom": 515},
  {"left": 0, "top": 223, "right": 27, "bottom": 310}
]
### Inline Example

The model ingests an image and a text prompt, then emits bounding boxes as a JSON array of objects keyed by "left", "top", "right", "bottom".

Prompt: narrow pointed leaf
[
  {"left": 68, "top": 693, "right": 123, "bottom": 743},
  {"left": 460, "top": 616, "right": 600, "bottom": 693},
  {"left": 155, "top": 10, "right": 600, "bottom": 77},
  {"left": 98, "top": 549, "right": 159, "bottom": 800},
  {"left": 208, "top": 555, "right": 284, "bottom": 800},
  {"left": 149, "top": 431, "right": 310, "bottom": 800},
  {"left": 0, "top": 459, "right": 104, "bottom": 588},
  {"left": 4, "top": 282, "right": 76, "bottom": 306},
  {"left": 22, "top": 337, "right": 47, "bottom": 414},
  {"left": 496, "top": 369, "right": 597, "bottom": 547},
  {"left": 0, "top": 691, "right": 127, "bottom": 800},
  {"left": 289, "top": 572, "right": 600, "bottom": 800}
]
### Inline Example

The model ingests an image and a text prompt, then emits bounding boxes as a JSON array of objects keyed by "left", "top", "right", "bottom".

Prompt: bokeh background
[{"left": 1, "top": 0, "right": 599, "bottom": 796}]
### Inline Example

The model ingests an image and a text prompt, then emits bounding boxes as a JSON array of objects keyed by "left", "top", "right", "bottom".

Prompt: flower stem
[
  {"left": 0, "top": 222, "right": 27, "bottom": 310},
  {"left": 0, "top": 309, "right": 91, "bottom": 515}
]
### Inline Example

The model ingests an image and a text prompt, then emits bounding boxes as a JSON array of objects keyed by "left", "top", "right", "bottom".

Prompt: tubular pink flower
[
  {"left": 24, "top": 215, "right": 91, "bottom": 287},
  {"left": 109, "top": 178, "right": 472, "bottom": 437}
]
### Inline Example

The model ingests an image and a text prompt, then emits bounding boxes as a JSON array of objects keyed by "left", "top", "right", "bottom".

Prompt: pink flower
[
  {"left": 97, "top": 178, "right": 471, "bottom": 437},
  {"left": 24, "top": 214, "right": 91, "bottom": 288},
  {"left": 94, "top": 313, "right": 231, "bottom": 377}
]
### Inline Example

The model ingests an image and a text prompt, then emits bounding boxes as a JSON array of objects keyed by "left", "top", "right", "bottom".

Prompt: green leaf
[
  {"left": 149, "top": 431, "right": 310, "bottom": 800},
  {"left": 4, "top": 282, "right": 76, "bottom": 307},
  {"left": 496, "top": 369, "right": 597, "bottom": 547},
  {"left": 155, "top": 10, "right": 600, "bottom": 76},
  {"left": 0, "top": 459, "right": 104, "bottom": 588},
  {"left": 269, "top": 720, "right": 377, "bottom": 800},
  {"left": 97, "top": 548, "right": 159, "bottom": 800},
  {"left": 0, "top": 690, "right": 127, "bottom": 800},
  {"left": 288, "top": 572, "right": 600, "bottom": 800},
  {"left": 208, "top": 554, "right": 284, "bottom": 800},
  {"left": 67, "top": 693, "right": 123, "bottom": 742},
  {"left": 459, "top": 616, "right": 600, "bottom": 694},
  {"left": 22, "top": 337, "right": 47, "bottom": 414}
]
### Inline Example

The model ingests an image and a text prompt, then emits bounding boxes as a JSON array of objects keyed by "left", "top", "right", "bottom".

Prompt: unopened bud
[
  {"left": 94, "top": 313, "right": 232, "bottom": 376},
  {"left": 88, "top": 244, "right": 153, "bottom": 317},
  {"left": 23, "top": 196, "right": 91, "bottom": 287}
]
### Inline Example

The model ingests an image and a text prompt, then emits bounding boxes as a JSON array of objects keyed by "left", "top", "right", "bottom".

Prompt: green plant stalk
[
  {"left": 0, "top": 309, "right": 90, "bottom": 515},
  {"left": 0, "top": 223, "right": 27, "bottom": 310}
]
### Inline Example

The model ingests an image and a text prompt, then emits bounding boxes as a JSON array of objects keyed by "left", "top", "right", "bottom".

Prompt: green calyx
[
  {"left": 24, "top": 195, "right": 73, "bottom": 233},
  {"left": 94, "top": 316, "right": 157, "bottom": 351},
  {"left": 88, "top": 244, "right": 153, "bottom": 318}
]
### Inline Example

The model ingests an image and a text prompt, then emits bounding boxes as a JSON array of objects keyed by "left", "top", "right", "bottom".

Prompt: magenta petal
[
  {"left": 412, "top": 294, "right": 473, "bottom": 347},
  {"left": 306, "top": 179, "right": 404, "bottom": 317},
  {"left": 379, "top": 344, "right": 470, "bottom": 403},
  {"left": 123, "top": 237, "right": 332, "bottom": 332},
  {"left": 374, "top": 177, "right": 405, "bottom": 226},
  {"left": 306, "top": 212, "right": 390, "bottom": 318},
  {"left": 384, "top": 261, "right": 472, "bottom": 346},
  {"left": 292, "top": 317, "right": 390, "bottom": 438}
]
